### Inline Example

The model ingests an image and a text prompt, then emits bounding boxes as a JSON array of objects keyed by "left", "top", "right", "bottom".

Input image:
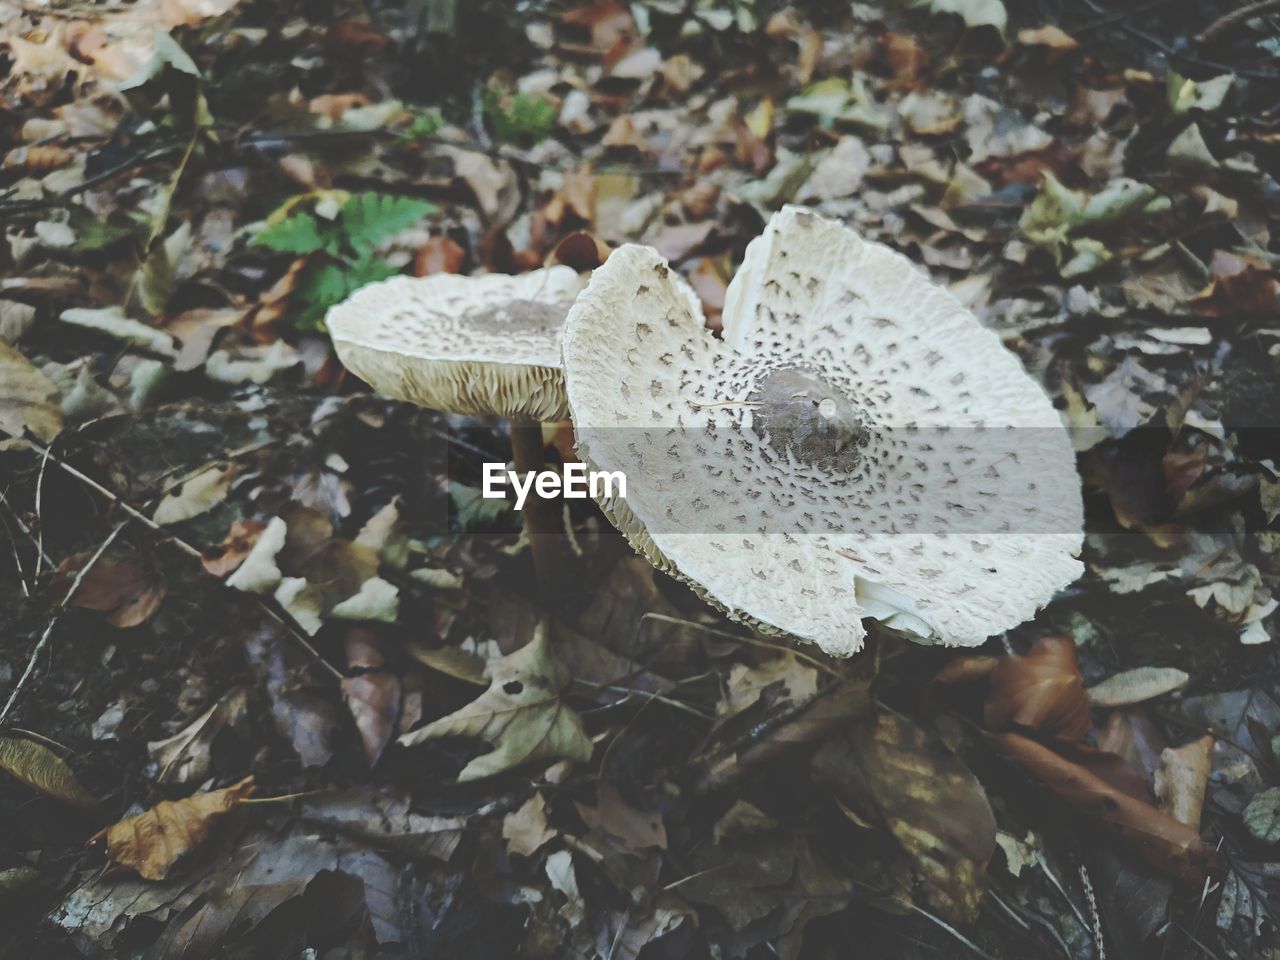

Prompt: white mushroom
[
  {"left": 326, "top": 267, "right": 585, "bottom": 422},
  {"left": 326, "top": 267, "right": 588, "bottom": 589},
  {"left": 561, "top": 205, "right": 1084, "bottom": 656}
]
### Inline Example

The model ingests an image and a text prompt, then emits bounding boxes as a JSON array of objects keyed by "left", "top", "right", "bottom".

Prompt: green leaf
[
  {"left": 339, "top": 193, "right": 434, "bottom": 256},
  {"left": 253, "top": 212, "right": 327, "bottom": 255},
  {"left": 1244, "top": 788, "right": 1280, "bottom": 845},
  {"left": 294, "top": 257, "right": 399, "bottom": 330},
  {"left": 398, "top": 622, "right": 593, "bottom": 781},
  {"left": 486, "top": 89, "right": 558, "bottom": 146}
]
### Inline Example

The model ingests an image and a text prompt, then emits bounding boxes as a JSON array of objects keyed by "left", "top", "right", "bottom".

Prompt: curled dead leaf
[
  {"left": 55, "top": 551, "right": 166, "bottom": 628},
  {"left": 91, "top": 776, "right": 255, "bottom": 880},
  {"left": 984, "top": 634, "right": 1091, "bottom": 740},
  {"left": 990, "top": 732, "right": 1221, "bottom": 887}
]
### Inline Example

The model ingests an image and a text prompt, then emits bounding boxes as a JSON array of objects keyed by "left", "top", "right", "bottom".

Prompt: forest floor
[{"left": 1, "top": 0, "right": 1279, "bottom": 957}]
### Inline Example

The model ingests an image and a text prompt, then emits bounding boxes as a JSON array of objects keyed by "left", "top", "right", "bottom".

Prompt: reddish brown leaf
[
  {"left": 91, "top": 776, "right": 255, "bottom": 880},
  {"left": 202, "top": 519, "right": 267, "bottom": 577},
  {"left": 323, "top": 19, "right": 390, "bottom": 55},
  {"left": 413, "top": 235, "right": 466, "bottom": 277},
  {"left": 56, "top": 552, "right": 166, "bottom": 628},
  {"left": 1190, "top": 251, "right": 1280, "bottom": 318},
  {"left": 342, "top": 672, "right": 401, "bottom": 765},
  {"left": 990, "top": 733, "right": 1221, "bottom": 887},
  {"left": 547, "top": 230, "right": 612, "bottom": 272},
  {"left": 576, "top": 782, "right": 667, "bottom": 851},
  {"left": 883, "top": 32, "right": 929, "bottom": 90},
  {"left": 984, "top": 635, "right": 1092, "bottom": 740}
]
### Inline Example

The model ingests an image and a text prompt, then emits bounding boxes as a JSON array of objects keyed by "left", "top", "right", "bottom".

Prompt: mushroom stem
[{"left": 509, "top": 417, "right": 561, "bottom": 594}]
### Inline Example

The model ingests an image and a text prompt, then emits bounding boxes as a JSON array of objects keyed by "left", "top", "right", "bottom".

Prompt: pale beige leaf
[
  {"left": 1086, "top": 666, "right": 1189, "bottom": 707},
  {"left": 502, "top": 791, "right": 555, "bottom": 857},
  {"left": 0, "top": 340, "right": 62, "bottom": 443},
  {"left": 152, "top": 463, "right": 238, "bottom": 525},
  {"left": 1154, "top": 735, "right": 1213, "bottom": 829},
  {"left": 398, "top": 622, "right": 593, "bottom": 781}
]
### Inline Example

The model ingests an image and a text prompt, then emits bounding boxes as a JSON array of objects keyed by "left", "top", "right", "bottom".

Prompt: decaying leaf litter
[{"left": 1, "top": 0, "right": 1278, "bottom": 956}]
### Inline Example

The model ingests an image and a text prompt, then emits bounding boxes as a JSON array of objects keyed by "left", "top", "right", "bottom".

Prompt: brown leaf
[
  {"left": 686, "top": 257, "right": 729, "bottom": 329},
  {"left": 1096, "top": 706, "right": 1168, "bottom": 780},
  {"left": 0, "top": 734, "right": 97, "bottom": 808},
  {"left": 984, "top": 634, "right": 1091, "bottom": 740},
  {"left": 559, "top": 0, "right": 636, "bottom": 64},
  {"left": 990, "top": 732, "right": 1221, "bottom": 887},
  {"left": 342, "top": 672, "right": 401, "bottom": 765},
  {"left": 502, "top": 791, "right": 555, "bottom": 858},
  {"left": 1190, "top": 252, "right": 1280, "bottom": 318},
  {"left": 323, "top": 19, "right": 389, "bottom": 55},
  {"left": 544, "top": 169, "right": 596, "bottom": 227},
  {"left": 92, "top": 776, "right": 255, "bottom": 880},
  {"left": 413, "top": 234, "right": 466, "bottom": 277},
  {"left": 147, "top": 688, "right": 249, "bottom": 785},
  {"left": 691, "top": 678, "right": 871, "bottom": 794},
  {"left": 576, "top": 782, "right": 667, "bottom": 851},
  {"left": 883, "top": 32, "right": 929, "bottom": 90},
  {"left": 813, "top": 711, "right": 996, "bottom": 925},
  {"left": 56, "top": 551, "right": 166, "bottom": 628},
  {"left": 201, "top": 519, "right": 266, "bottom": 577}
]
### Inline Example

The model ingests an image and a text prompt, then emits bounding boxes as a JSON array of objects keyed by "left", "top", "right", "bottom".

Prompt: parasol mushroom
[
  {"left": 326, "top": 267, "right": 586, "bottom": 589},
  {"left": 560, "top": 205, "right": 1084, "bottom": 656}
]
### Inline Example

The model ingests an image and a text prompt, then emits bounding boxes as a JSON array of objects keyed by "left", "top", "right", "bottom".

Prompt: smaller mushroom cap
[
  {"left": 561, "top": 206, "right": 1084, "bottom": 656},
  {"left": 327, "top": 267, "right": 585, "bottom": 421}
]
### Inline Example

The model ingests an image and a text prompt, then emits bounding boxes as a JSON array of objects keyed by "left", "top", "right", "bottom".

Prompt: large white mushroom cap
[
  {"left": 561, "top": 206, "right": 1084, "bottom": 656},
  {"left": 327, "top": 267, "right": 585, "bottom": 421}
]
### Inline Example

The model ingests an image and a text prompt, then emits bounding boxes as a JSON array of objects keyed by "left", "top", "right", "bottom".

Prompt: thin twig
[
  {"left": 34, "top": 441, "right": 51, "bottom": 574},
  {"left": 1196, "top": 0, "right": 1280, "bottom": 43},
  {"left": 0, "top": 520, "right": 128, "bottom": 724}
]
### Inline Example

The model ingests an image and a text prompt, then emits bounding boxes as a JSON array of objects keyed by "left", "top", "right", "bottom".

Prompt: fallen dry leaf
[
  {"left": 984, "top": 634, "right": 1091, "bottom": 740},
  {"left": 1154, "top": 735, "right": 1214, "bottom": 829},
  {"left": 503, "top": 791, "right": 555, "bottom": 858},
  {"left": 342, "top": 672, "right": 401, "bottom": 765},
  {"left": 56, "top": 551, "right": 166, "bottom": 628},
  {"left": 398, "top": 622, "right": 593, "bottom": 781},
  {"left": 813, "top": 711, "right": 996, "bottom": 925},
  {"left": 152, "top": 463, "right": 238, "bottom": 525},
  {"left": 147, "top": 688, "right": 249, "bottom": 785},
  {"left": 0, "top": 734, "right": 97, "bottom": 808},
  {"left": 0, "top": 339, "right": 62, "bottom": 443},
  {"left": 1086, "top": 666, "right": 1190, "bottom": 708},
  {"left": 92, "top": 776, "right": 256, "bottom": 880},
  {"left": 576, "top": 782, "right": 667, "bottom": 851},
  {"left": 413, "top": 234, "right": 466, "bottom": 277},
  {"left": 990, "top": 732, "right": 1221, "bottom": 887},
  {"left": 201, "top": 519, "right": 267, "bottom": 577}
]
